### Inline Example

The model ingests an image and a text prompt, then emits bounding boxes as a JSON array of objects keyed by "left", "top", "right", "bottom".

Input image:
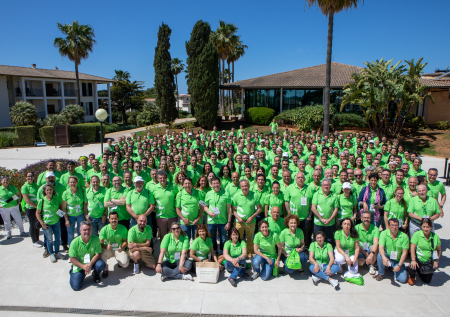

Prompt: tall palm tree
[
  {"left": 228, "top": 39, "right": 248, "bottom": 114},
  {"left": 171, "top": 57, "right": 185, "bottom": 118},
  {"left": 54, "top": 21, "right": 96, "bottom": 107},
  {"left": 306, "top": 0, "right": 361, "bottom": 136},
  {"left": 113, "top": 70, "right": 130, "bottom": 82}
]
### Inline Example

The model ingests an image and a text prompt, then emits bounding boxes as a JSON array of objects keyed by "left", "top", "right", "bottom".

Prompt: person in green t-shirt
[
  {"left": 384, "top": 186, "right": 409, "bottom": 232},
  {"left": 334, "top": 218, "right": 360, "bottom": 274},
  {"left": 0, "top": 176, "right": 25, "bottom": 239},
  {"left": 126, "top": 176, "right": 155, "bottom": 228},
  {"left": 279, "top": 214, "right": 308, "bottom": 274},
  {"left": 222, "top": 227, "right": 251, "bottom": 287},
  {"left": 269, "top": 119, "right": 278, "bottom": 134},
  {"left": 127, "top": 215, "right": 156, "bottom": 274},
  {"left": 251, "top": 220, "right": 281, "bottom": 281},
  {"left": 86, "top": 175, "right": 108, "bottom": 236},
  {"left": 407, "top": 185, "right": 441, "bottom": 237},
  {"left": 99, "top": 211, "right": 129, "bottom": 277},
  {"left": 156, "top": 221, "right": 193, "bottom": 281},
  {"left": 337, "top": 182, "right": 357, "bottom": 224},
  {"left": 308, "top": 231, "right": 339, "bottom": 289},
  {"left": 355, "top": 211, "right": 379, "bottom": 275},
  {"left": 265, "top": 181, "right": 285, "bottom": 217},
  {"left": 408, "top": 218, "right": 441, "bottom": 285},
  {"left": 68, "top": 221, "right": 105, "bottom": 290},
  {"left": 104, "top": 176, "right": 130, "bottom": 228},
  {"left": 263, "top": 206, "right": 285, "bottom": 236},
  {"left": 311, "top": 178, "right": 338, "bottom": 246},
  {"left": 376, "top": 218, "right": 409, "bottom": 283},
  {"left": 427, "top": 168, "right": 446, "bottom": 214},
  {"left": 175, "top": 177, "right": 204, "bottom": 240},
  {"left": 21, "top": 172, "right": 41, "bottom": 246},
  {"left": 190, "top": 224, "right": 219, "bottom": 265},
  {"left": 62, "top": 175, "right": 88, "bottom": 246}
]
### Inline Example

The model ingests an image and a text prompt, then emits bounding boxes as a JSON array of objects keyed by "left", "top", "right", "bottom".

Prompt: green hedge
[
  {"left": 40, "top": 123, "right": 105, "bottom": 145},
  {"left": 244, "top": 107, "right": 275, "bottom": 125},
  {"left": 40, "top": 126, "right": 55, "bottom": 145},
  {"left": 0, "top": 126, "right": 36, "bottom": 146},
  {"left": 331, "top": 113, "right": 368, "bottom": 128},
  {"left": 436, "top": 121, "right": 450, "bottom": 130},
  {"left": 275, "top": 105, "right": 334, "bottom": 131}
]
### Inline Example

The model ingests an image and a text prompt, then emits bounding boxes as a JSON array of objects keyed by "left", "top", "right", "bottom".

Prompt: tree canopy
[{"left": 110, "top": 70, "right": 144, "bottom": 124}]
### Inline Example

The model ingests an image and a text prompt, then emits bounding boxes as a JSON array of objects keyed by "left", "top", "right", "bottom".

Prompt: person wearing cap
[
  {"left": 86, "top": 175, "right": 108, "bottom": 236},
  {"left": 337, "top": 182, "right": 357, "bottom": 225},
  {"left": 126, "top": 176, "right": 155, "bottom": 228},
  {"left": 330, "top": 169, "right": 349, "bottom": 194},
  {"left": 0, "top": 176, "right": 27, "bottom": 239}
]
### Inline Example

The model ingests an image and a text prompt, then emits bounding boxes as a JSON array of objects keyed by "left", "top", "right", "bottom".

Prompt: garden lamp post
[{"left": 95, "top": 108, "right": 108, "bottom": 154}]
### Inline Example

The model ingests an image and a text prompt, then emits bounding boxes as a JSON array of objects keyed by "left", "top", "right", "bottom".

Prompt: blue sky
[{"left": 1, "top": 0, "right": 449, "bottom": 94}]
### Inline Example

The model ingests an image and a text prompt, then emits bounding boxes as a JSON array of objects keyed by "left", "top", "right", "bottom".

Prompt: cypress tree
[
  {"left": 185, "top": 20, "right": 219, "bottom": 129},
  {"left": 154, "top": 23, "right": 177, "bottom": 123}
]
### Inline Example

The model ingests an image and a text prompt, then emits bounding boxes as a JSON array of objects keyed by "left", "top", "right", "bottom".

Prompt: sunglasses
[
  {"left": 355, "top": 174, "right": 363, "bottom": 177},
  {"left": 172, "top": 227, "right": 181, "bottom": 230}
]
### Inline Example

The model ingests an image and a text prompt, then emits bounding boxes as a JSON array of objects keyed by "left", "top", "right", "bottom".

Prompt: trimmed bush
[
  {"left": 436, "top": 121, "right": 450, "bottom": 130},
  {"left": 276, "top": 105, "right": 335, "bottom": 131},
  {"left": 410, "top": 116, "right": 427, "bottom": 131},
  {"left": 244, "top": 107, "right": 275, "bottom": 125},
  {"left": 331, "top": 113, "right": 368, "bottom": 128},
  {"left": 40, "top": 126, "right": 55, "bottom": 145},
  {"left": 70, "top": 124, "right": 98, "bottom": 143},
  {"left": 14, "top": 126, "right": 36, "bottom": 146},
  {"left": 104, "top": 123, "right": 120, "bottom": 134},
  {"left": 0, "top": 132, "right": 17, "bottom": 147}
]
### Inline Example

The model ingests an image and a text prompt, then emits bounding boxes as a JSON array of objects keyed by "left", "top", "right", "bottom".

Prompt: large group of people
[{"left": 0, "top": 125, "right": 445, "bottom": 290}]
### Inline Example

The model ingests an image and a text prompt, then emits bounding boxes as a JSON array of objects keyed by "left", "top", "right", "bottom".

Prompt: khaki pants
[
  {"left": 101, "top": 249, "right": 130, "bottom": 268},
  {"left": 127, "top": 250, "right": 157, "bottom": 268},
  {"left": 235, "top": 222, "right": 255, "bottom": 256}
]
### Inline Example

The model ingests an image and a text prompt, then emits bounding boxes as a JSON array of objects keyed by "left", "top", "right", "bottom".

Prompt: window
[
  {"left": 88, "top": 83, "right": 93, "bottom": 96},
  {"left": 244, "top": 89, "right": 281, "bottom": 114},
  {"left": 82, "top": 83, "right": 87, "bottom": 96},
  {"left": 81, "top": 102, "right": 94, "bottom": 116}
]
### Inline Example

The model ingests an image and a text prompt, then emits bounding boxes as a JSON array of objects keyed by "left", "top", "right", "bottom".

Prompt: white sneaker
[
  {"left": 50, "top": 254, "right": 57, "bottom": 263},
  {"left": 55, "top": 253, "right": 64, "bottom": 260},
  {"left": 33, "top": 242, "right": 43, "bottom": 248},
  {"left": 312, "top": 275, "right": 320, "bottom": 286},
  {"left": 182, "top": 274, "right": 193, "bottom": 281},
  {"left": 38, "top": 240, "right": 45, "bottom": 246},
  {"left": 369, "top": 265, "right": 377, "bottom": 275},
  {"left": 133, "top": 263, "right": 140, "bottom": 274},
  {"left": 329, "top": 278, "right": 339, "bottom": 290},
  {"left": 68, "top": 257, "right": 72, "bottom": 263}
]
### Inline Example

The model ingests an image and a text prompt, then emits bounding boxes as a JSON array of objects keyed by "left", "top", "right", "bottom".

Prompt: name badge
[
  {"left": 398, "top": 218, "right": 403, "bottom": 227},
  {"left": 318, "top": 263, "right": 324, "bottom": 270},
  {"left": 369, "top": 204, "right": 375, "bottom": 212},
  {"left": 174, "top": 252, "right": 181, "bottom": 260},
  {"left": 110, "top": 205, "right": 118, "bottom": 210},
  {"left": 84, "top": 254, "right": 91, "bottom": 264},
  {"left": 433, "top": 251, "right": 438, "bottom": 260},
  {"left": 390, "top": 251, "right": 398, "bottom": 260},
  {"left": 301, "top": 197, "right": 307, "bottom": 206},
  {"left": 12, "top": 195, "right": 19, "bottom": 201},
  {"left": 212, "top": 207, "right": 220, "bottom": 215},
  {"left": 199, "top": 200, "right": 207, "bottom": 207},
  {"left": 362, "top": 243, "right": 370, "bottom": 251},
  {"left": 57, "top": 209, "right": 65, "bottom": 218},
  {"left": 112, "top": 243, "right": 119, "bottom": 251}
]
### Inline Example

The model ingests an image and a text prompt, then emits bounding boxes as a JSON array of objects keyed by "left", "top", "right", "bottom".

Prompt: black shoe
[
  {"left": 228, "top": 278, "right": 236, "bottom": 287},
  {"left": 63, "top": 244, "right": 69, "bottom": 252},
  {"left": 93, "top": 274, "right": 101, "bottom": 283},
  {"left": 43, "top": 249, "right": 50, "bottom": 258},
  {"left": 102, "top": 270, "right": 108, "bottom": 278},
  {"left": 242, "top": 273, "right": 252, "bottom": 280}
]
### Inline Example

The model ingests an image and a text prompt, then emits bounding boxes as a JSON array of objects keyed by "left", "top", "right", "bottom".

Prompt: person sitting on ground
[
  {"left": 355, "top": 211, "right": 379, "bottom": 275},
  {"left": 279, "top": 214, "right": 308, "bottom": 274},
  {"left": 221, "top": 227, "right": 251, "bottom": 287},
  {"left": 127, "top": 215, "right": 156, "bottom": 274},
  {"left": 252, "top": 220, "right": 282, "bottom": 281},
  {"left": 99, "top": 211, "right": 129, "bottom": 278},
  {"left": 376, "top": 218, "right": 409, "bottom": 283},
  {"left": 334, "top": 217, "right": 360, "bottom": 274},
  {"left": 308, "top": 231, "right": 339, "bottom": 289},
  {"left": 407, "top": 218, "right": 441, "bottom": 285},
  {"left": 156, "top": 222, "right": 193, "bottom": 281},
  {"left": 68, "top": 221, "right": 105, "bottom": 291},
  {"left": 190, "top": 224, "right": 221, "bottom": 269}
]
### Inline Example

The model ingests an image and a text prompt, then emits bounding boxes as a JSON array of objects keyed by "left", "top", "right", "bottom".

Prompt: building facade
[{"left": 176, "top": 94, "right": 191, "bottom": 113}]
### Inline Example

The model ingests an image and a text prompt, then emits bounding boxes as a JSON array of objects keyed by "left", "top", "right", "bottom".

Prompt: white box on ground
[{"left": 196, "top": 262, "right": 220, "bottom": 283}]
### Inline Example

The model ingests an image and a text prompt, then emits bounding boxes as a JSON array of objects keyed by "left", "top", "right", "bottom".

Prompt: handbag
[
  {"left": 34, "top": 198, "right": 44, "bottom": 229},
  {"left": 419, "top": 235, "right": 436, "bottom": 275},
  {"left": 286, "top": 251, "right": 302, "bottom": 270}
]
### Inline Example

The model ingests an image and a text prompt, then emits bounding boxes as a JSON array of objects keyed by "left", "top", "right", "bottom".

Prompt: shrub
[
  {"left": 244, "top": 107, "right": 275, "bottom": 125},
  {"left": 331, "top": 113, "right": 368, "bottom": 128},
  {"left": 60, "top": 104, "right": 85, "bottom": 124},
  {"left": 137, "top": 103, "right": 160, "bottom": 127},
  {"left": 0, "top": 132, "right": 17, "bottom": 147},
  {"left": 40, "top": 126, "right": 55, "bottom": 145},
  {"left": 410, "top": 116, "right": 427, "bottom": 131},
  {"left": 70, "top": 123, "right": 98, "bottom": 143},
  {"left": 104, "top": 123, "right": 120, "bottom": 134},
  {"left": 14, "top": 126, "right": 36, "bottom": 146},
  {"left": 10, "top": 102, "right": 38, "bottom": 126},
  {"left": 436, "top": 121, "right": 450, "bottom": 130},
  {"left": 44, "top": 114, "right": 68, "bottom": 126},
  {"left": 276, "top": 105, "right": 335, "bottom": 131}
]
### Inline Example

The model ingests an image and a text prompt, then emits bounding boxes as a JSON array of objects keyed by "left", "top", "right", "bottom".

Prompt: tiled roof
[
  {"left": 224, "top": 62, "right": 450, "bottom": 89},
  {"left": 224, "top": 62, "right": 364, "bottom": 89},
  {"left": 0, "top": 65, "right": 115, "bottom": 82}
]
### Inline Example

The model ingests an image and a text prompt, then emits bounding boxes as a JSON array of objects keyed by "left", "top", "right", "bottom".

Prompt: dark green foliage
[
  {"left": 111, "top": 71, "right": 145, "bottom": 124},
  {"left": 137, "top": 102, "right": 160, "bottom": 127},
  {"left": 40, "top": 127, "right": 55, "bottom": 145},
  {"left": 244, "top": 107, "right": 275, "bottom": 125},
  {"left": 410, "top": 116, "right": 428, "bottom": 131},
  {"left": 331, "top": 113, "right": 368, "bottom": 128},
  {"left": 40, "top": 123, "right": 104, "bottom": 145},
  {"left": 10, "top": 102, "right": 38, "bottom": 126},
  {"left": 435, "top": 121, "right": 450, "bottom": 130},
  {"left": 0, "top": 132, "right": 16, "bottom": 147},
  {"left": 0, "top": 126, "right": 36, "bottom": 146},
  {"left": 154, "top": 23, "right": 177, "bottom": 123},
  {"left": 185, "top": 20, "right": 219, "bottom": 129},
  {"left": 276, "top": 105, "right": 335, "bottom": 131}
]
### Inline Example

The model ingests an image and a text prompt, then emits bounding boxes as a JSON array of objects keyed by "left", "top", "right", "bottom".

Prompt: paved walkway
[{"left": 0, "top": 157, "right": 449, "bottom": 316}]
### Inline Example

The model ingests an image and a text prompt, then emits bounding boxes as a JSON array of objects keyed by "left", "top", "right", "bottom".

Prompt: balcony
[
  {"left": 27, "top": 88, "right": 44, "bottom": 97},
  {"left": 46, "top": 89, "right": 61, "bottom": 97},
  {"left": 64, "top": 89, "right": 78, "bottom": 97}
]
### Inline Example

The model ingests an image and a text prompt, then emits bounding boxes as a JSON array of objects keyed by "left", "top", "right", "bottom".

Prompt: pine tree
[
  {"left": 185, "top": 20, "right": 219, "bottom": 129},
  {"left": 154, "top": 23, "right": 177, "bottom": 123}
]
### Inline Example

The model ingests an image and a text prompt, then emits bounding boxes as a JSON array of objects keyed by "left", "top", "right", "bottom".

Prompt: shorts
[{"left": 127, "top": 250, "right": 157, "bottom": 267}]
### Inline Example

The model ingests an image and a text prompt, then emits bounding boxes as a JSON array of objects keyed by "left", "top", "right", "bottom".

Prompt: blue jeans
[
  {"left": 181, "top": 224, "right": 197, "bottom": 241},
  {"left": 309, "top": 263, "right": 340, "bottom": 280},
  {"left": 130, "top": 214, "right": 152, "bottom": 228},
  {"left": 43, "top": 223, "right": 61, "bottom": 255},
  {"left": 225, "top": 259, "right": 247, "bottom": 280},
  {"left": 377, "top": 251, "right": 407, "bottom": 283},
  {"left": 68, "top": 214, "right": 86, "bottom": 245},
  {"left": 252, "top": 254, "right": 275, "bottom": 281},
  {"left": 69, "top": 259, "right": 106, "bottom": 291},
  {"left": 281, "top": 252, "right": 308, "bottom": 274},
  {"left": 89, "top": 216, "right": 106, "bottom": 236},
  {"left": 208, "top": 224, "right": 227, "bottom": 253}
]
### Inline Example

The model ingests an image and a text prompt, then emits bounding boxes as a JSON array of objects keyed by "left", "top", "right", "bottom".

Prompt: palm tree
[
  {"left": 113, "top": 70, "right": 130, "bottom": 82},
  {"left": 54, "top": 21, "right": 96, "bottom": 106},
  {"left": 306, "top": 0, "right": 361, "bottom": 136},
  {"left": 228, "top": 39, "right": 248, "bottom": 114},
  {"left": 171, "top": 58, "right": 185, "bottom": 118}
]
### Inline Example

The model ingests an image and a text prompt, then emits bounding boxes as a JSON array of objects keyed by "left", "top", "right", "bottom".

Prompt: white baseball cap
[
  {"left": 133, "top": 176, "right": 144, "bottom": 183},
  {"left": 188, "top": 133, "right": 193, "bottom": 136},
  {"left": 369, "top": 140, "right": 375, "bottom": 143},
  {"left": 342, "top": 182, "right": 352, "bottom": 190},
  {"left": 282, "top": 152, "right": 289, "bottom": 158},
  {"left": 222, "top": 130, "right": 226, "bottom": 133},
  {"left": 46, "top": 171, "right": 55, "bottom": 178},
  {"left": 250, "top": 155, "right": 256, "bottom": 160}
]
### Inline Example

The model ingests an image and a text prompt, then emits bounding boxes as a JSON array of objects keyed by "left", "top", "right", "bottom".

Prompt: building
[
  {"left": 0, "top": 64, "right": 115, "bottom": 127},
  {"left": 223, "top": 62, "right": 450, "bottom": 125},
  {"left": 176, "top": 94, "right": 191, "bottom": 113}
]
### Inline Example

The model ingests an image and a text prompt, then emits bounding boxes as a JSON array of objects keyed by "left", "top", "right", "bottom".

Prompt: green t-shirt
[
  {"left": 264, "top": 217, "right": 286, "bottom": 236},
  {"left": 411, "top": 230, "right": 441, "bottom": 263},
  {"left": 37, "top": 196, "right": 60, "bottom": 226},
  {"left": 279, "top": 228, "right": 304, "bottom": 255},
  {"left": 205, "top": 188, "right": 231, "bottom": 225},
  {"left": 264, "top": 192, "right": 285, "bottom": 217},
  {"left": 191, "top": 236, "right": 213, "bottom": 260},
  {"left": 225, "top": 182, "right": 240, "bottom": 198},
  {"left": 312, "top": 191, "right": 338, "bottom": 226},
  {"left": 37, "top": 170, "right": 62, "bottom": 186},
  {"left": 175, "top": 189, "right": 202, "bottom": 225},
  {"left": 334, "top": 229, "right": 360, "bottom": 256},
  {"left": 99, "top": 224, "right": 128, "bottom": 248},
  {"left": 68, "top": 235, "right": 102, "bottom": 273},
  {"left": 270, "top": 122, "right": 278, "bottom": 132},
  {"left": 224, "top": 240, "right": 246, "bottom": 258},
  {"left": 104, "top": 186, "right": 130, "bottom": 221},
  {"left": 355, "top": 223, "right": 380, "bottom": 250},
  {"left": 379, "top": 229, "right": 409, "bottom": 261},
  {"left": 407, "top": 196, "right": 440, "bottom": 223},
  {"left": 428, "top": 180, "right": 445, "bottom": 200},
  {"left": 351, "top": 181, "right": 368, "bottom": 198},
  {"left": 310, "top": 241, "right": 333, "bottom": 264},
  {"left": 60, "top": 172, "right": 85, "bottom": 189},
  {"left": 151, "top": 183, "right": 179, "bottom": 219},
  {"left": 21, "top": 182, "right": 39, "bottom": 209},
  {"left": 62, "top": 188, "right": 86, "bottom": 217},
  {"left": 232, "top": 191, "right": 260, "bottom": 223},
  {"left": 253, "top": 231, "right": 279, "bottom": 259},
  {"left": 337, "top": 193, "right": 357, "bottom": 221},
  {"left": 0, "top": 185, "right": 19, "bottom": 208},
  {"left": 86, "top": 169, "right": 103, "bottom": 184},
  {"left": 378, "top": 181, "right": 394, "bottom": 200},
  {"left": 126, "top": 188, "right": 155, "bottom": 216},
  {"left": 75, "top": 166, "right": 91, "bottom": 182},
  {"left": 128, "top": 224, "right": 152, "bottom": 244},
  {"left": 284, "top": 184, "right": 312, "bottom": 220},
  {"left": 384, "top": 198, "right": 407, "bottom": 224},
  {"left": 160, "top": 233, "right": 190, "bottom": 263},
  {"left": 86, "top": 187, "right": 107, "bottom": 219}
]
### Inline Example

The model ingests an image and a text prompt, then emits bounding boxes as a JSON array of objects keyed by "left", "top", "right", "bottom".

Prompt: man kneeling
[
  {"left": 69, "top": 221, "right": 105, "bottom": 291},
  {"left": 128, "top": 215, "right": 156, "bottom": 274},
  {"left": 99, "top": 211, "right": 130, "bottom": 278}
]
